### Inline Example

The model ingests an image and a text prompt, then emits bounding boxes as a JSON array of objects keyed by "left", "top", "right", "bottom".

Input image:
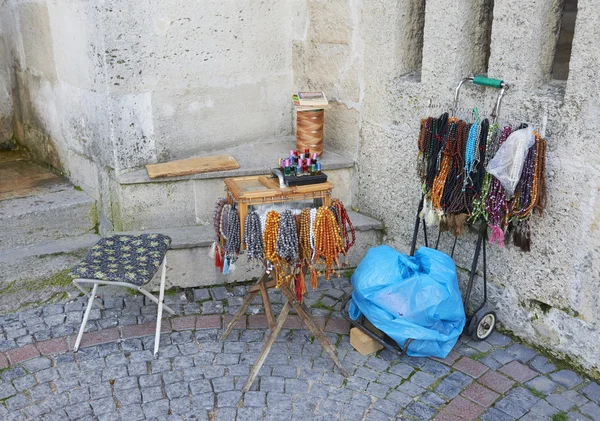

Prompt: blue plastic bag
[{"left": 349, "top": 245, "right": 465, "bottom": 358}]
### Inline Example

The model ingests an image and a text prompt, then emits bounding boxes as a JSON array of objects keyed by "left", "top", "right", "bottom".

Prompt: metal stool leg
[
  {"left": 73, "top": 280, "right": 105, "bottom": 310},
  {"left": 74, "top": 283, "right": 98, "bottom": 352},
  {"left": 154, "top": 256, "right": 167, "bottom": 357}
]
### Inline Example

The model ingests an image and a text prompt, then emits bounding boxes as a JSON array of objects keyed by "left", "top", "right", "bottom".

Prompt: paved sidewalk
[{"left": 0, "top": 279, "right": 599, "bottom": 421}]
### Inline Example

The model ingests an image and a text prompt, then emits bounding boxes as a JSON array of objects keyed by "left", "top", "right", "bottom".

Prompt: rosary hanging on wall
[{"left": 417, "top": 112, "right": 547, "bottom": 251}]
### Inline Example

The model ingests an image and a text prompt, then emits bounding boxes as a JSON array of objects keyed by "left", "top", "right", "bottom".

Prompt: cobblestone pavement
[{"left": 0, "top": 279, "right": 599, "bottom": 421}]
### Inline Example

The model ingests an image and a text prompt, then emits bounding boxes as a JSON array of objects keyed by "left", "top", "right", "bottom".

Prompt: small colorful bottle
[
  {"left": 310, "top": 164, "right": 316, "bottom": 175},
  {"left": 316, "top": 162, "right": 322, "bottom": 175}
]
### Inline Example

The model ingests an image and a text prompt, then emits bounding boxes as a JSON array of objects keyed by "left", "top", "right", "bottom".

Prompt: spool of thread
[{"left": 296, "top": 109, "right": 324, "bottom": 156}]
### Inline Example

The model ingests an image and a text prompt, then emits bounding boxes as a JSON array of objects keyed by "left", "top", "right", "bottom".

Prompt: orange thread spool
[{"left": 296, "top": 110, "right": 324, "bottom": 156}]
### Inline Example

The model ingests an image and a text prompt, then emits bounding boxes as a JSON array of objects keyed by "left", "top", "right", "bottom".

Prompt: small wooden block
[
  {"left": 350, "top": 327, "right": 383, "bottom": 356},
  {"left": 145, "top": 154, "right": 239, "bottom": 178}
]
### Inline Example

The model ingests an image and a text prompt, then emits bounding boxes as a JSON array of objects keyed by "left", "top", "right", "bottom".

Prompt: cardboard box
[{"left": 350, "top": 327, "right": 383, "bottom": 356}]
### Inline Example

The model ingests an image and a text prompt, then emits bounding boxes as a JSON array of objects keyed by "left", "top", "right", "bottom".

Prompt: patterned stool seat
[{"left": 70, "top": 234, "right": 172, "bottom": 286}]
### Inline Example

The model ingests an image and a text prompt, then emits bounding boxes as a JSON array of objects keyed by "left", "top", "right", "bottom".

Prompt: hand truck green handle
[
  {"left": 472, "top": 75, "right": 504, "bottom": 89},
  {"left": 452, "top": 76, "right": 509, "bottom": 123}
]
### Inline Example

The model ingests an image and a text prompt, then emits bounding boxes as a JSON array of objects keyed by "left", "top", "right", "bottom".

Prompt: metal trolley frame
[{"left": 341, "top": 76, "right": 509, "bottom": 357}]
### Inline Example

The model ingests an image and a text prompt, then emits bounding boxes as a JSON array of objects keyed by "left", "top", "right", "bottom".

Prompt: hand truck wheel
[{"left": 468, "top": 306, "right": 496, "bottom": 341}]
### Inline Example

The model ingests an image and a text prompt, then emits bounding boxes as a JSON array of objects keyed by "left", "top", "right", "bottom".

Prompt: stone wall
[
  {"left": 1, "top": 0, "right": 295, "bottom": 229},
  {"left": 294, "top": 0, "right": 600, "bottom": 372},
  {"left": 102, "top": 0, "right": 293, "bottom": 168},
  {"left": 0, "top": 0, "right": 112, "bottom": 200},
  {"left": 0, "top": 0, "right": 14, "bottom": 147}
]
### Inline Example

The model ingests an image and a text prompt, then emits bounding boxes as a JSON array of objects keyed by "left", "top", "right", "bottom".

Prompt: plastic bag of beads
[
  {"left": 486, "top": 125, "right": 535, "bottom": 198},
  {"left": 349, "top": 245, "right": 465, "bottom": 358}
]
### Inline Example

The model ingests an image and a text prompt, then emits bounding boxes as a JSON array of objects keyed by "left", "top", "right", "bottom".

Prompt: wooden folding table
[{"left": 221, "top": 175, "right": 349, "bottom": 393}]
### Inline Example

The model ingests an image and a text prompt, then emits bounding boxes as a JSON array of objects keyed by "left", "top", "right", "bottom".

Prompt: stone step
[
  {"left": 0, "top": 233, "right": 101, "bottom": 312},
  {"left": 113, "top": 210, "right": 384, "bottom": 290},
  {"left": 112, "top": 137, "right": 355, "bottom": 231},
  {"left": 0, "top": 182, "right": 97, "bottom": 252}
]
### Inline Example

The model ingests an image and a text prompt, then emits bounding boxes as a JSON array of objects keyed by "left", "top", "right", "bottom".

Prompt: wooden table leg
[
  {"left": 279, "top": 286, "right": 349, "bottom": 377},
  {"left": 221, "top": 274, "right": 266, "bottom": 340},
  {"left": 249, "top": 279, "right": 276, "bottom": 292},
  {"left": 259, "top": 278, "right": 275, "bottom": 330},
  {"left": 242, "top": 301, "right": 291, "bottom": 393}
]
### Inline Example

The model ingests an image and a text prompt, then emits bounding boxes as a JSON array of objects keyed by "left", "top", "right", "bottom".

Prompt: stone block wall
[
  {"left": 293, "top": 0, "right": 600, "bottom": 372},
  {"left": 1, "top": 0, "right": 111, "bottom": 201},
  {"left": 1, "top": 0, "right": 295, "bottom": 229},
  {"left": 0, "top": 1, "right": 14, "bottom": 147},
  {"left": 101, "top": 0, "right": 293, "bottom": 168}
]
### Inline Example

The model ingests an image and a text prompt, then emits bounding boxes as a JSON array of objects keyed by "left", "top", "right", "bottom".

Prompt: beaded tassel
[
  {"left": 311, "top": 266, "right": 318, "bottom": 289},
  {"left": 295, "top": 266, "right": 306, "bottom": 302},
  {"left": 313, "top": 206, "right": 344, "bottom": 280}
]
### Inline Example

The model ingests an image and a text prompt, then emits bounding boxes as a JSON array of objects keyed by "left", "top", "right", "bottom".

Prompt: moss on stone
[
  {"left": 0, "top": 269, "right": 73, "bottom": 296},
  {"left": 552, "top": 412, "right": 568, "bottom": 421},
  {"left": 311, "top": 299, "right": 333, "bottom": 311}
]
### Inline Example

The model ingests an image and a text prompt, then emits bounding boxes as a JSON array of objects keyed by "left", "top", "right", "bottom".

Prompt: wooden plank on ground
[{"left": 145, "top": 154, "right": 239, "bottom": 178}]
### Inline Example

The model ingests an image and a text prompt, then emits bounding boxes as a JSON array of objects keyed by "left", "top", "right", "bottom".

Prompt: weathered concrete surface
[
  {"left": 0, "top": 233, "right": 100, "bottom": 286},
  {"left": 0, "top": 183, "right": 97, "bottom": 252},
  {"left": 102, "top": 0, "right": 293, "bottom": 164},
  {"left": 0, "top": 0, "right": 112, "bottom": 208},
  {"left": 113, "top": 141, "right": 355, "bottom": 231},
  {"left": 0, "top": 1, "right": 13, "bottom": 146},
  {"left": 292, "top": 0, "right": 600, "bottom": 372},
  {"left": 1, "top": 0, "right": 297, "bottom": 244},
  {"left": 113, "top": 165, "right": 353, "bottom": 232}
]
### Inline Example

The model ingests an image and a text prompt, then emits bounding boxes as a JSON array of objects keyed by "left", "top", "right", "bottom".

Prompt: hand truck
[{"left": 341, "top": 76, "right": 509, "bottom": 357}]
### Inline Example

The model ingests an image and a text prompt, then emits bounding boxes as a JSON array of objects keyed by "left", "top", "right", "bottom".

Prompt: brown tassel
[
  {"left": 453, "top": 213, "right": 468, "bottom": 236},
  {"left": 295, "top": 267, "right": 306, "bottom": 302},
  {"left": 519, "top": 221, "right": 531, "bottom": 252},
  {"left": 311, "top": 266, "right": 318, "bottom": 290},
  {"left": 446, "top": 214, "right": 456, "bottom": 235},
  {"left": 439, "top": 215, "right": 448, "bottom": 233},
  {"left": 215, "top": 246, "right": 223, "bottom": 271},
  {"left": 513, "top": 228, "right": 521, "bottom": 249}
]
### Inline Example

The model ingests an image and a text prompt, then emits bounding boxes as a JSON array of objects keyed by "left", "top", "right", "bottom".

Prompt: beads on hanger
[
  {"left": 276, "top": 210, "right": 299, "bottom": 263},
  {"left": 244, "top": 211, "right": 264, "bottom": 265},
  {"left": 211, "top": 197, "right": 355, "bottom": 296},
  {"left": 263, "top": 210, "right": 280, "bottom": 266},
  {"left": 313, "top": 206, "right": 344, "bottom": 280},
  {"left": 416, "top": 109, "right": 548, "bottom": 252}
]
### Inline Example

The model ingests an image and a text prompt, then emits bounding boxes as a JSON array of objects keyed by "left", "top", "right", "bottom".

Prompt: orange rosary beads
[{"left": 313, "top": 206, "right": 344, "bottom": 280}]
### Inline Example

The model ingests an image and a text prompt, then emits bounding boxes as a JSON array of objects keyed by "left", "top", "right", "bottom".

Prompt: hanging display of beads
[
  {"left": 210, "top": 196, "right": 355, "bottom": 300},
  {"left": 313, "top": 206, "right": 344, "bottom": 280},
  {"left": 417, "top": 113, "right": 547, "bottom": 251},
  {"left": 243, "top": 211, "right": 264, "bottom": 265}
]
